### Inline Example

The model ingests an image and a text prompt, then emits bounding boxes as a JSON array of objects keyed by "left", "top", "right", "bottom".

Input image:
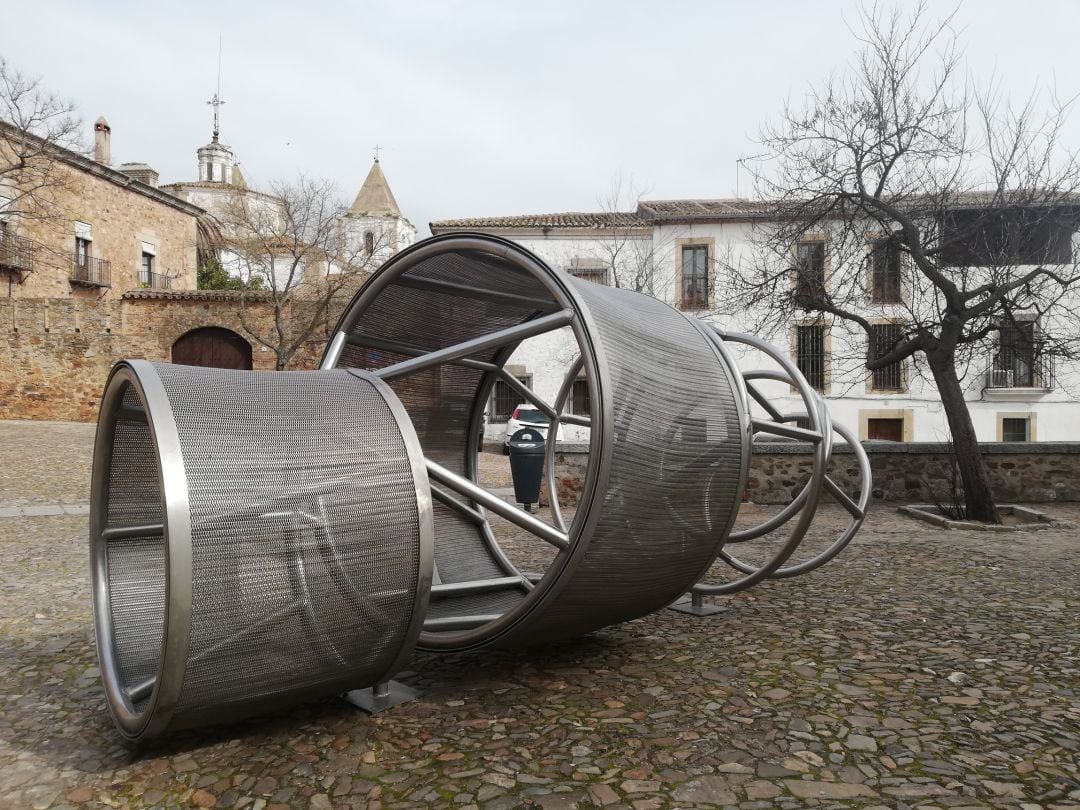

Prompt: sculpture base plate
[
  {"left": 341, "top": 681, "right": 419, "bottom": 714},
  {"left": 669, "top": 594, "right": 728, "bottom": 617}
]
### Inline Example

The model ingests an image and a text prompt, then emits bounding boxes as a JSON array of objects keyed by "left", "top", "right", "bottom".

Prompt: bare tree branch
[
  {"left": 0, "top": 57, "right": 84, "bottom": 227},
  {"left": 217, "top": 175, "right": 389, "bottom": 370}
]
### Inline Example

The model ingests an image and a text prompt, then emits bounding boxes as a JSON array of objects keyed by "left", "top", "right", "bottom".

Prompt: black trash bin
[{"left": 508, "top": 427, "right": 546, "bottom": 512}]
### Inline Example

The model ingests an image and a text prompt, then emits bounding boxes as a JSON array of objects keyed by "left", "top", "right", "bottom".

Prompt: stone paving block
[{"left": 21, "top": 505, "right": 63, "bottom": 516}]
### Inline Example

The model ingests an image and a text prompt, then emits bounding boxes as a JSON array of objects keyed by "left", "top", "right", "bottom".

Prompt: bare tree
[
  {"left": 589, "top": 179, "right": 665, "bottom": 295},
  {"left": 719, "top": 2, "right": 1080, "bottom": 523},
  {"left": 0, "top": 56, "right": 83, "bottom": 224},
  {"left": 218, "top": 175, "right": 388, "bottom": 370}
]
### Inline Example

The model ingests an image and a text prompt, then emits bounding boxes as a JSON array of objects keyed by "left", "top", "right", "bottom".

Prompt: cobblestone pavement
[{"left": 0, "top": 420, "right": 1077, "bottom": 809}]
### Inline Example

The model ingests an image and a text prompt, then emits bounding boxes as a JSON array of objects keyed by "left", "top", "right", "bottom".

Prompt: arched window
[{"left": 364, "top": 231, "right": 375, "bottom": 255}]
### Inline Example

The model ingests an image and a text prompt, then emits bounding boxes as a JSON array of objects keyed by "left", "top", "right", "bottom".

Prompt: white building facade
[{"left": 432, "top": 201, "right": 1080, "bottom": 445}]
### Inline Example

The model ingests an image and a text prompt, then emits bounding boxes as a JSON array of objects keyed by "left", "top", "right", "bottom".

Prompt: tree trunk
[{"left": 926, "top": 349, "right": 1002, "bottom": 524}]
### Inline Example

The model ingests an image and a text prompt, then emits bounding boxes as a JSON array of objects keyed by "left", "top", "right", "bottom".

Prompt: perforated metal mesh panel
[
  {"left": 104, "top": 387, "right": 166, "bottom": 712},
  {"left": 336, "top": 249, "right": 559, "bottom": 624},
  {"left": 326, "top": 234, "right": 746, "bottom": 649},
  {"left": 90, "top": 362, "right": 431, "bottom": 741},
  {"left": 511, "top": 280, "right": 744, "bottom": 644}
]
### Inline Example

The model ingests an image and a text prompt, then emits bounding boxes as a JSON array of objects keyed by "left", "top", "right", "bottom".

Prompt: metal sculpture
[
  {"left": 90, "top": 361, "right": 432, "bottom": 742},
  {"left": 89, "top": 233, "right": 871, "bottom": 741}
]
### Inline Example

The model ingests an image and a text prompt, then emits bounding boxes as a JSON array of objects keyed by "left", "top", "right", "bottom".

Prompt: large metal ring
[{"left": 322, "top": 233, "right": 747, "bottom": 651}]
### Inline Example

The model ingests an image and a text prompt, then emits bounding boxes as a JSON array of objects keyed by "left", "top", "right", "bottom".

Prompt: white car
[{"left": 503, "top": 404, "right": 562, "bottom": 453}]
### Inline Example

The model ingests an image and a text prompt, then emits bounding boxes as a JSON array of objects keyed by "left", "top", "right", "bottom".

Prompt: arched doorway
[{"left": 171, "top": 327, "right": 253, "bottom": 370}]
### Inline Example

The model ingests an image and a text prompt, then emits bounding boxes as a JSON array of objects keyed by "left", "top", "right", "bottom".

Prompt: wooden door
[{"left": 171, "top": 327, "right": 253, "bottom": 370}]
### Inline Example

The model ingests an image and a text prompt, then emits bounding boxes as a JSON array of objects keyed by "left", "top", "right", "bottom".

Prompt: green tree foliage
[{"left": 197, "top": 259, "right": 264, "bottom": 291}]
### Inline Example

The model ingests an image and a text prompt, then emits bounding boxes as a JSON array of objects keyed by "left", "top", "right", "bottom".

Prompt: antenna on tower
[{"left": 207, "top": 37, "right": 226, "bottom": 142}]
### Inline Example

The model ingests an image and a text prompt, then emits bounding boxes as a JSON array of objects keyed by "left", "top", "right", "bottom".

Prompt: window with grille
[
  {"left": 1001, "top": 417, "right": 1030, "bottom": 442},
  {"left": 995, "top": 320, "right": 1039, "bottom": 387},
  {"left": 870, "top": 236, "right": 902, "bottom": 303},
  {"left": 569, "top": 378, "right": 589, "bottom": 416},
  {"left": 569, "top": 266, "right": 608, "bottom": 285},
  {"left": 794, "top": 240, "right": 826, "bottom": 306},
  {"left": 680, "top": 245, "right": 709, "bottom": 308},
  {"left": 871, "top": 323, "right": 904, "bottom": 390},
  {"left": 491, "top": 375, "right": 531, "bottom": 421},
  {"left": 795, "top": 324, "right": 826, "bottom": 392}
]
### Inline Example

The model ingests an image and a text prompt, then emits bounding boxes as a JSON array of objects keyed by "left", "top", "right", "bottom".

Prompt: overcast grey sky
[{"left": 3, "top": 1, "right": 1079, "bottom": 234}]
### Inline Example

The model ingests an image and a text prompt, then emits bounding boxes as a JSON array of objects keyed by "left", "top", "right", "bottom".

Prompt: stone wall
[
  {"left": 748, "top": 442, "right": 1080, "bottom": 504},
  {"left": 0, "top": 294, "right": 326, "bottom": 422},
  {"left": 551, "top": 442, "right": 1080, "bottom": 506}
]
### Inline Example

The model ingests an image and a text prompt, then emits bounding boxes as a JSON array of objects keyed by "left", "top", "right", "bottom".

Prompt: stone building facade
[{"left": 1, "top": 118, "right": 201, "bottom": 299}]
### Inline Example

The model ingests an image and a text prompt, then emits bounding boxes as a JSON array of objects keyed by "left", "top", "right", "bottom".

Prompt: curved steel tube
[
  {"left": 320, "top": 234, "right": 611, "bottom": 652},
  {"left": 689, "top": 326, "right": 871, "bottom": 590},
  {"left": 690, "top": 329, "right": 830, "bottom": 596},
  {"left": 725, "top": 370, "right": 829, "bottom": 543},
  {"left": 718, "top": 418, "right": 871, "bottom": 579}
]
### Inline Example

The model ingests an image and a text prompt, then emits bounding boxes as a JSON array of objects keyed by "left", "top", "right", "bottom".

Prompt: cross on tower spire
[
  {"left": 373, "top": 144, "right": 381, "bottom": 163},
  {"left": 207, "top": 37, "right": 225, "bottom": 141}
]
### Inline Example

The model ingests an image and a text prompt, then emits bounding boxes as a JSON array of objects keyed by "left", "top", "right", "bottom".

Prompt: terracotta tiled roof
[
  {"left": 432, "top": 191, "right": 1080, "bottom": 234},
  {"left": 0, "top": 121, "right": 204, "bottom": 218},
  {"left": 121, "top": 288, "right": 276, "bottom": 302},
  {"left": 636, "top": 199, "right": 778, "bottom": 220},
  {"left": 431, "top": 211, "right": 647, "bottom": 230},
  {"left": 159, "top": 180, "right": 256, "bottom": 192}
]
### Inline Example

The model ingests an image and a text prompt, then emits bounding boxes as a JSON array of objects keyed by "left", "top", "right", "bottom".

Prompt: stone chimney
[
  {"left": 118, "top": 162, "right": 159, "bottom": 188},
  {"left": 94, "top": 116, "right": 111, "bottom": 164}
]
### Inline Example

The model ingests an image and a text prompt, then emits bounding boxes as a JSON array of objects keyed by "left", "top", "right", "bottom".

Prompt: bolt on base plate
[
  {"left": 340, "top": 681, "right": 419, "bottom": 714},
  {"left": 668, "top": 592, "right": 728, "bottom": 617}
]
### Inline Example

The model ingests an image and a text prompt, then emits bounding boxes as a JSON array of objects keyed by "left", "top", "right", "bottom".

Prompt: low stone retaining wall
[
  {"left": 550, "top": 442, "right": 1080, "bottom": 506},
  {"left": 753, "top": 441, "right": 1080, "bottom": 504}
]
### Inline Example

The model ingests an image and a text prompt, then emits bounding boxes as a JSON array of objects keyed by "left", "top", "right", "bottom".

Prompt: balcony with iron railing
[
  {"left": 0, "top": 232, "right": 36, "bottom": 277},
  {"left": 985, "top": 347, "right": 1055, "bottom": 393},
  {"left": 71, "top": 254, "right": 112, "bottom": 288},
  {"left": 138, "top": 268, "right": 172, "bottom": 290}
]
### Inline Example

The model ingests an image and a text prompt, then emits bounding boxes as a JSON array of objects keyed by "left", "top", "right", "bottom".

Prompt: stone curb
[
  {"left": 0, "top": 503, "right": 90, "bottom": 518},
  {"left": 897, "top": 503, "right": 1063, "bottom": 531}
]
